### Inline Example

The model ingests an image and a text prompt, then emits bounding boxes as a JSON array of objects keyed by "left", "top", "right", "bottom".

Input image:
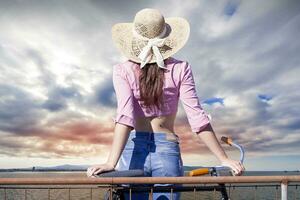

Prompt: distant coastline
[
  {"left": 0, "top": 164, "right": 299, "bottom": 173},
  {"left": 0, "top": 164, "right": 89, "bottom": 172},
  {"left": 0, "top": 165, "right": 208, "bottom": 172}
]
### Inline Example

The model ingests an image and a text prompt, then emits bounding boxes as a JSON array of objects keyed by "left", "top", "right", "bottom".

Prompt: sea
[{"left": 0, "top": 171, "right": 299, "bottom": 200}]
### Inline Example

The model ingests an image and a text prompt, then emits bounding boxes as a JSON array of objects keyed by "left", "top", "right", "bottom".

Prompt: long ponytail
[{"left": 139, "top": 63, "right": 165, "bottom": 110}]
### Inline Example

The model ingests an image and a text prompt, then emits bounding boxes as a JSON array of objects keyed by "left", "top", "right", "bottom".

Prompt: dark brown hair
[{"left": 139, "top": 63, "right": 165, "bottom": 110}]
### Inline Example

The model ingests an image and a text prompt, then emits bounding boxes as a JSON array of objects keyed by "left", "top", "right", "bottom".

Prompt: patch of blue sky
[
  {"left": 258, "top": 94, "right": 273, "bottom": 102},
  {"left": 203, "top": 97, "right": 224, "bottom": 105},
  {"left": 223, "top": 0, "right": 239, "bottom": 17}
]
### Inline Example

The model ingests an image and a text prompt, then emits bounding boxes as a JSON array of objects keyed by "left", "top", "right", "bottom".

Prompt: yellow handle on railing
[
  {"left": 188, "top": 168, "right": 210, "bottom": 176},
  {"left": 221, "top": 136, "right": 233, "bottom": 146}
]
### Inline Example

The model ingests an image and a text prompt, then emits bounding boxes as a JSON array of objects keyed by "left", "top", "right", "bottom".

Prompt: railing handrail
[{"left": 0, "top": 175, "right": 300, "bottom": 185}]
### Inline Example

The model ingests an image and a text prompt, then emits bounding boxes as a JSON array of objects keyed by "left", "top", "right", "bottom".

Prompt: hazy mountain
[{"left": 0, "top": 164, "right": 202, "bottom": 172}]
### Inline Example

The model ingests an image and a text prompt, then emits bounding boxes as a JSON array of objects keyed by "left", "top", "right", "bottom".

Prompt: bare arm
[
  {"left": 196, "top": 124, "right": 228, "bottom": 161},
  {"left": 196, "top": 124, "right": 245, "bottom": 175},
  {"left": 106, "top": 123, "right": 132, "bottom": 167},
  {"left": 87, "top": 123, "right": 132, "bottom": 177},
  {"left": 87, "top": 64, "right": 136, "bottom": 177}
]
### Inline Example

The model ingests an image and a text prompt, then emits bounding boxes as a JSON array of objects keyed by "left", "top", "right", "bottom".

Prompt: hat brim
[{"left": 111, "top": 17, "right": 190, "bottom": 63}]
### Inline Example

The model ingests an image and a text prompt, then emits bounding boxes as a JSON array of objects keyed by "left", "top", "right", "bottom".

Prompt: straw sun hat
[{"left": 111, "top": 8, "right": 190, "bottom": 69}]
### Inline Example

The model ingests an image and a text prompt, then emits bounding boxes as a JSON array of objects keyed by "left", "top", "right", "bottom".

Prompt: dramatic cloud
[{"left": 0, "top": 0, "right": 299, "bottom": 170}]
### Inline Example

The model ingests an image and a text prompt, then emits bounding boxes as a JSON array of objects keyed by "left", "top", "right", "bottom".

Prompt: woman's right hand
[
  {"left": 220, "top": 158, "right": 245, "bottom": 176},
  {"left": 86, "top": 163, "right": 115, "bottom": 177}
]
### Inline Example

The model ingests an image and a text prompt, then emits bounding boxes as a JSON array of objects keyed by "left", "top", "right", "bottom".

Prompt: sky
[{"left": 0, "top": 0, "right": 299, "bottom": 171}]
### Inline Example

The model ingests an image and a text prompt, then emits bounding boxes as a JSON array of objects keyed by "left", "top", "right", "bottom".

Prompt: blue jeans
[{"left": 116, "top": 131, "right": 184, "bottom": 200}]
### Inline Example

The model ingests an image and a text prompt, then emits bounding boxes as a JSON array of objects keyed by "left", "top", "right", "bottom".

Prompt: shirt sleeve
[
  {"left": 179, "top": 61, "right": 210, "bottom": 133},
  {"left": 112, "top": 64, "right": 135, "bottom": 129}
]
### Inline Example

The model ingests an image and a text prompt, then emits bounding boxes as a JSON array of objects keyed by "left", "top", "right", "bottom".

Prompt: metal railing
[{"left": 1, "top": 175, "right": 300, "bottom": 200}]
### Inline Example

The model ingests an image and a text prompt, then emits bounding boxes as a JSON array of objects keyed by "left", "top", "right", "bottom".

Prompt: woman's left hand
[
  {"left": 86, "top": 163, "right": 115, "bottom": 177},
  {"left": 220, "top": 158, "right": 245, "bottom": 176}
]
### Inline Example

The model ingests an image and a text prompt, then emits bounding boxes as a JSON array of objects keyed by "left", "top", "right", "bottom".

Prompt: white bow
[
  {"left": 138, "top": 38, "right": 167, "bottom": 69},
  {"left": 133, "top": 26, "right": 167, "bottom": 69}
]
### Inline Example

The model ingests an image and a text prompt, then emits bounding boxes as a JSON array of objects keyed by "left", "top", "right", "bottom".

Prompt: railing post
[
  {"left": 109, "top": 186, "right": 113, "bottom": 200},
  {"left": 281, "top": 180, "right": 288, "bottom": 200},
  {"left": 295, "top": 184, "right": 298, "bottom": 200},
  {"left": 149, "top": 187, "right": 153, "bottom": 200},
  {"left": 68, "top": 188, "right": 71, "bottom": 200},
  {"left": 213, "top": 187, "right": 216, "bottom": 200},
  {"left": 90, "top": 188, "right": 92, "bottom": 200},
  {"left": 276, "top": 185, "right": 278, "bottom": 200}
]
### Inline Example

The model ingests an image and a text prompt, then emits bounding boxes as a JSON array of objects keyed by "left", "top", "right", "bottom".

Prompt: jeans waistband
[{"left": 129, "top": 130, "right": 179, "bottom": 142}]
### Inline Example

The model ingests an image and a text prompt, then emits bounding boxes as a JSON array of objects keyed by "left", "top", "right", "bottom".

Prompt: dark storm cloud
[
  {"left": 42, "top": 86, "right": 81, "bottom": 111},
  {"left": 92, "top": 78, "right": 116, "bottom": 107},
  {"left": 0, "top": 84, "right": 46, "bottom": 135},
  {"left": 25, "top": 48, "right": 55, "bottom": 85},
  {"left": 273, "top": 118, "right": 300, "bottom": 133}
]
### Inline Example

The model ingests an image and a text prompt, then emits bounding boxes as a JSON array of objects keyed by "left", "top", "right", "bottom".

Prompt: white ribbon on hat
[{"left": 132, "top": 26, "right": 167, "bottom": 69}]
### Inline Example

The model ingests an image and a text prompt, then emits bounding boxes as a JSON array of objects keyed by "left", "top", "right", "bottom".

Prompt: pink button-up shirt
[{"left": 112, "top": 57, "right": 210, "bottom": 133}]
